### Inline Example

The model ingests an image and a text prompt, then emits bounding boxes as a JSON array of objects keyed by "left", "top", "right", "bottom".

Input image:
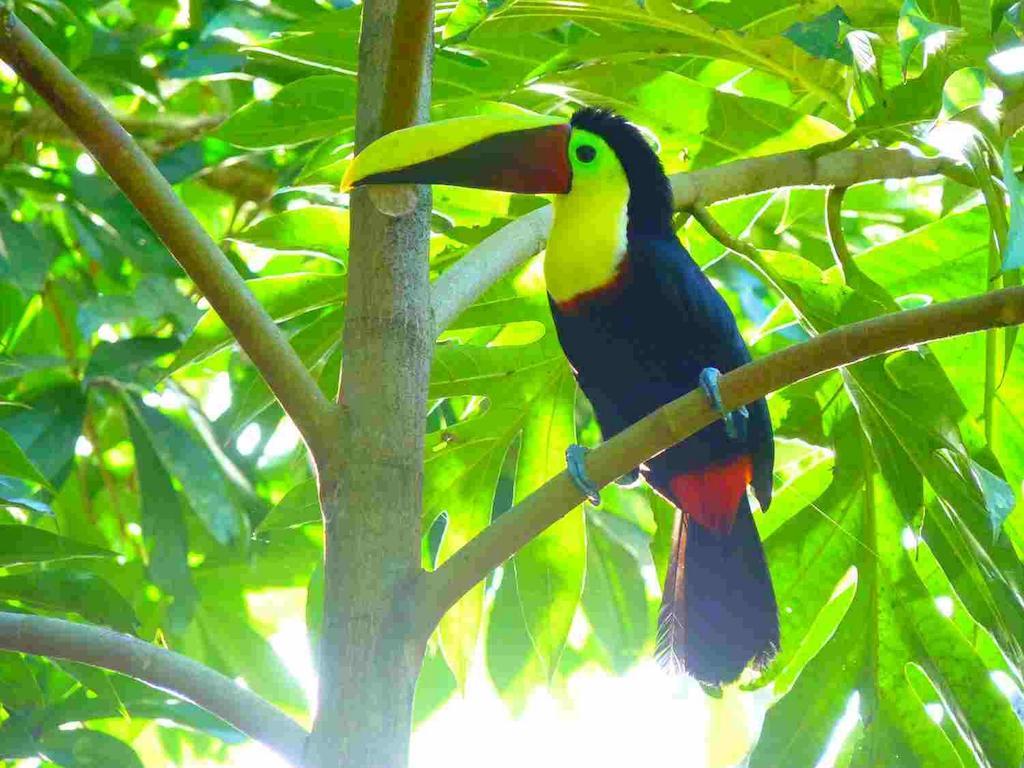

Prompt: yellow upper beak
[{"left": 341, "top": 113, "right": 573, "bottom": 195}]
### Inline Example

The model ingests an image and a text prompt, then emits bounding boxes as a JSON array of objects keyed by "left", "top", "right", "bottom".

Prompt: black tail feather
[{"left": 657, "top": 494, "right": 779, "bottom": 686}]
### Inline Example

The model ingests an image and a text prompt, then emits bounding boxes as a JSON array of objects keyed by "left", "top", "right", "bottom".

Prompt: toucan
[{"left": 343, "top": 107, "right": 779, "bottom": 686}]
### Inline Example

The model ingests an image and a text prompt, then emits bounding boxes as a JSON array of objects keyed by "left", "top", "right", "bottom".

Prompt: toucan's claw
[
  {"left": 566, "top": 444, "right": 601, "bottom": 506},
  {"left": 616, "top": 467, "right": 641, "bottom": 487},
  {"left": 699, "top": 367, "right": 748, "bottom": 442}
]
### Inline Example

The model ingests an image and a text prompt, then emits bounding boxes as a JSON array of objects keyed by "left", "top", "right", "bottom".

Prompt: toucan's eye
[{"left": 575, "top": 145, "right": 597, "bottom": 163}]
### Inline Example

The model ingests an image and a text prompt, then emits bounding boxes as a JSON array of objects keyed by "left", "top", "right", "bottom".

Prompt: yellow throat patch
[{"left": 544, "top": 128, "right": 630, "bottom": 305}]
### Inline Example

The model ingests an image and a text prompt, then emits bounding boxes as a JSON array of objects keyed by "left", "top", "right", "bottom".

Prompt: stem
[
  {"left": 0, "top": 13, "right": 337, "bottom": 459},
  {"left": 431, "top": 147, "right": 968, "bottom": 335},
  {"left": 423, "top": 285, "right": 1024, "bottom": 623},
  {"left": 690, "top": 203, "right": 762, "bottom": 263},
  {"left": 983, "top": 191, "right": 1005, "bottom": 447},
  {"left": 825, "top": 186, "right": 857, "bottom": 280},
  {"left": 0, "top": 612, "right": 308, "bottom": 764},
  {"left": 984, "top": 249, "right": 1002, "bottom": 446},
  {"left": 975, "top": 155, "right": 1008, "bottom": 448}
]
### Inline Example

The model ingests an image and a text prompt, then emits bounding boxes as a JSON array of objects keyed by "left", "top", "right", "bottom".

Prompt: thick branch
[
  {"left": 0, "top": 13, "right": 336, "bottom": 458},
  {"left": 431, "top": 148, "right": 970, "bottom": 334},
  {"left": 0, "top": 612, "right": 308, "bottom": 764},
  {"left": 423, "top": 285, "right": 1024, "bottom": 623}
]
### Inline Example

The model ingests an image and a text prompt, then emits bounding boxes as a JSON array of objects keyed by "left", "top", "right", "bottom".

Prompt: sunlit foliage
[{"left": 2, "top": 0, "right": 1024, "bottom": 765}]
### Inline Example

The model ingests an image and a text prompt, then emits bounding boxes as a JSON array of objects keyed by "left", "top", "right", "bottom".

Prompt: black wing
[{"left": 639, "top": 236, "right": 775, "bottom": 508}]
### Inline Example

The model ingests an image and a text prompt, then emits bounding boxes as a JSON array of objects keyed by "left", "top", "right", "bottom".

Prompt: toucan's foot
[
  {"left": 615, "top": 467, "right": 641, "bottom": 487},
  {"left": 699, "top": 367, "right": 748, "bottom": 441},
  {"left": 566, "top": 444, "right": 601, "bottom": 506}
]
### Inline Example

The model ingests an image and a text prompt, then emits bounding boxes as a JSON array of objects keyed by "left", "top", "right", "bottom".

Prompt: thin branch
[
  {"left": 0, "top": 12, "right": 337, "bottom": 458},
  {"left": 422, "top": 285, "right": 1024, "bottom": 624},
  {"left": 690, "top": 202, "right": 761, "bottom": 262},
  {"left": 0, "top": 611, "right": 308, "bottom": 764},
  {"left": 825, "top": 186, "right": 857, "bottom": 279},
  {"left": 431, "top": 147, "right": 969, "bottom": 334},
  {"left": 688, "top": 201, "right": 794, "bottom": 306}
]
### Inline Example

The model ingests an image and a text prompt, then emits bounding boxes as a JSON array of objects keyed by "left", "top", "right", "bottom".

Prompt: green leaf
[
  {"left": 0, "top": 385, "right": 87, "bottom": 489},
  {"left": 38, "top": 729, "right": 144, "bottom": 768},
  {"left": 0, "top": 572, "right": 137, "bottom": 633},
  {"left": 970, "top": 458, "right": 1017, "bottom": 537},
  {"left": 0, "top": 652, "right": 43, "bottom": 710},
  {"left": 56, "top": 660, "right": 129, "bottom": 718},
  {"left": 442, "top": 0, "right": 489, "bottom": 40},
  {"left": 0, "top": 428, "right": 52, "bottom": 488},
  {"left": 414, "top": 644, "right": 457, "bottom": 724},
  {"left": 427, "top": 272, "right": 583, "bottom": 683},
  {"left": 125, "top": 406, "right": 198, "bottom": 629},
  {"left": 173, "top": 273, "right": 346, "bottom": 370},
  {"left": 0, "top": 354, "right": 66, "bottom": 383},
  {"left": 0, "top": 526, "right": 115, "bottom": 567},
  {"left": 260, "top": 477, "right": 320, "bottom": 530},
  {"left": 217, "top": 75, "right": 357, "bottom": 149},
  {"left": 898, "top": 0, "right": 959, "bottom": 69},
  {"left": 754, "top": 424, "right": 1023, "bottom": 768},
  {"left": 784, "top": 6, "right": 854, "bottom": 64},
  {"left": 538, "top": 63, "right": 842, "bottom": 171},
  {"left": 581, "top": 510, "right": 649, "bottom": 673},
  {"left": 77, "top": 276, "right": 199, "bottom": 337},
  {"left": 34, "top": 673, "right": 244, "bottom": 742},
  {"left": 84, "top": 337, "right": 180, "bottom": 381},
  {"left": 230, "top": 206, "right": 350, "bottom": 263},
  {"left": 486, "top": 567, "right": 547, "bottom": 712},
  {"left": 229, "top": 308, "right": 345, "bottom": 434},
  {"left": 128, "top": 400, "right": 247, "bottom": 547},
  {"left": 243, "top": 8, "right": 361, "bottom": 74},
  {"left": 435, "top": 442, "right": 505, "bottom": 688},
  {"left": 747, "top": 213, "right": 1024, "bottom": 765},
  {"left": 857, "top": 61, "right": 949, "bottom": 131},
  {"left": 512, "top": 366, "right": 584, "bottom": 678},
  {"left": 190, "top": 599, "right": 307, "bottom": 712}
]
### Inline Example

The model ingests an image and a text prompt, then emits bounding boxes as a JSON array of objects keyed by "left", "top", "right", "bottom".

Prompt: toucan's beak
[{"left": 341, "top": 114, "right": 572, "bottom": 195}]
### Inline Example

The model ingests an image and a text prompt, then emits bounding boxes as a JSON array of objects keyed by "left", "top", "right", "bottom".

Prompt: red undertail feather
[
  {"left": 657, "top": 455, "right": 779, "bottom": 685},
  {"left": 669, "top": 455, "right": 752, "bottom": 534}
]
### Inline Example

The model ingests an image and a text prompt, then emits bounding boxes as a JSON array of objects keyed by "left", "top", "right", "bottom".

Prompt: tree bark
[{"left": 304, "top": 1, "right": 434, "bottom": 766}]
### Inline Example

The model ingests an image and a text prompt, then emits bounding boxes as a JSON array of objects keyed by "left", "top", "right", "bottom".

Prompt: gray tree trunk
[{"left": 303, "top": 2, "right": 434, "bottom": 766}]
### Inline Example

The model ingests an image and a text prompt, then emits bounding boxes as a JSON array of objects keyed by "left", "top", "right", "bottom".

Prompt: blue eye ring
[{"left": 575, "top": 144, "right": 597, "bottom": 163}]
